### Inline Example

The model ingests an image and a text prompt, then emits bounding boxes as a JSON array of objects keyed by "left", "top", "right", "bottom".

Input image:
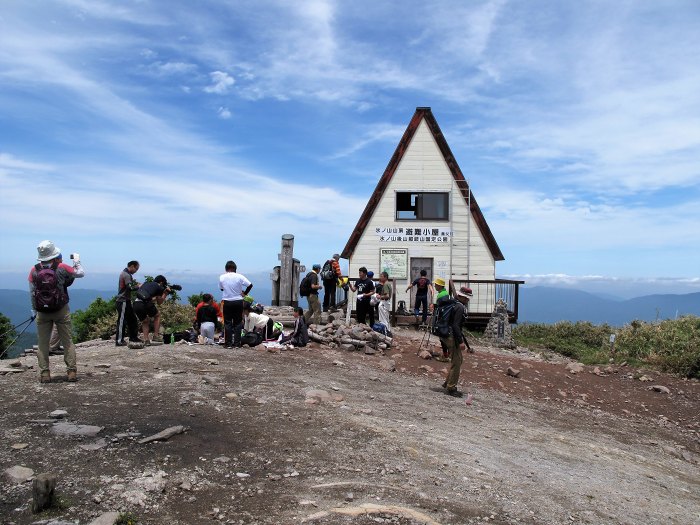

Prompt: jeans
[{"left": 200, "top": 321, "right": 215, "bottom": 343}]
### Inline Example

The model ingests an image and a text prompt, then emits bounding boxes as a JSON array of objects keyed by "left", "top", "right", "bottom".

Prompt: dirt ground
[{"left": 1, "top": 327, "right": 699, "bottom": 525}]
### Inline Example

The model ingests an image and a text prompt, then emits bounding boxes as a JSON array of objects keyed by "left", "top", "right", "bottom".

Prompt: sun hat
[
  {"left": 456, "top": 286, "right": 473, "bottom": 297},
  {"left": 433, "top": 277, "right": 446, "bottom": 287},
  {"left": 37, "top": 240, "right": 61, "bottom": 262}
]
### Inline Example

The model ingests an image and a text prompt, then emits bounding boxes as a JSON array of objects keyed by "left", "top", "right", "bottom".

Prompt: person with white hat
[{"left": 28, "top": 240, "right": 85, "bottom": 384}]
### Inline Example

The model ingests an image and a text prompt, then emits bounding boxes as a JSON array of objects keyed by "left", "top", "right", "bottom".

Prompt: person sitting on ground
[
  {"left": 279, "top": 307, "right": 309, "bottom": 347},
  {"left": 194, "top": 293, "right": 222, "bottom": 344},
  {"left": 238, "top": 302, "right": 276, "bottom": 347}
]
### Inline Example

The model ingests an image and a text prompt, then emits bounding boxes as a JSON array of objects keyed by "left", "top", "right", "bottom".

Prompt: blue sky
[{"left": 1, "top": 0, "right": 699, "bottom": 297}]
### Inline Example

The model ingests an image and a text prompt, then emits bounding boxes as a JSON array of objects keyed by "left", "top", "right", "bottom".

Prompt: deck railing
[{"left": 449, "top": 278, "right": 524, "bottom": 324}]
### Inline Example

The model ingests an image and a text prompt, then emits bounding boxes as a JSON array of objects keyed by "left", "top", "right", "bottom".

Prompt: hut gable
[{"left": 341, "top": 107, "right": 504, "bottom": 262}]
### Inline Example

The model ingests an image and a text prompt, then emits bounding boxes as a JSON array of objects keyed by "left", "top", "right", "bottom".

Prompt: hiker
[
  {"left": 302, "top": 264, "right": 323, "bottom": 326},
  {"left": 239, "top": 302, "right": 277, "bottom": 346},
  {"left": 322, "top": 254, "right": 343, "bottom": 312},
  {"left": 219, "top": 260, "right": 253, "bottom": 348},
  {"left": 115, "top": 260, "right": 141, "bottom": 347},
  {"left": 406, "top": 269, "right": 434, "bottom": 326},
  {"left": 377, "top": 271, "right": 393, "bottom": 329},
  {"left": 194, "top": 293, "right": 222, "bottom": 344},
  {"left": 433, "top": 277, "right": 449, "bottom": 302},
  {"left": 349, "top": 266, "right": 375, "bottom": 326},
  {"left": 279, "top": 307, "right": 309, "bottom": 347},
  {"left": 28, "top": 240, "right": 85, "bottom": 383},
  {"left": 132, "top": 275, "right": 173, "bottom": 345},
  {"left": 435, "top": 286, "right": 472, "bottom": 397}
]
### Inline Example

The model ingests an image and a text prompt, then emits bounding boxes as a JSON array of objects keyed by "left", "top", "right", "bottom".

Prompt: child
[{"left": 279, "top": 307, "right": 309, "bottom": 347}]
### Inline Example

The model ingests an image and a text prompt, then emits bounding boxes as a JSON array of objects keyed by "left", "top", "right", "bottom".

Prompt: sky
[{"left": 1, "top": 0, "right": 699, "bottom": 298}]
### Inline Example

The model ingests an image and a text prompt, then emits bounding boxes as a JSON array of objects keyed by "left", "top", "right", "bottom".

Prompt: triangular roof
[{"left": 341, "top": 107, "right": 505, "bottom": 261}]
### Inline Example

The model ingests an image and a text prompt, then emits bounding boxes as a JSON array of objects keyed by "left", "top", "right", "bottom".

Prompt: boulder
[{"left": 4, "top": 465, "right": 34, "bottom": 483}]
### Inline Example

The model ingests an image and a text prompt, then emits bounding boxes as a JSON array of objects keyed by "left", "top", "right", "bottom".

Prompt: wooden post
[
  {"left": 278, "top": 234, "right": 295, "bottom": 306},
  {"left": 270, "top": 266, "right": 280, "bottom": 306}
]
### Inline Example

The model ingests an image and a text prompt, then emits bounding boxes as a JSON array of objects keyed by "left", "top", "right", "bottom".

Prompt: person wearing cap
[
  {"left": 303, "top": 264, "right": 323, "bottom": 326},
  {"left": 433, "top": 277, "right": 449, "bottom": 302},
  {"left": 435, "top": 286, "right": 472, "bottom": 397},
  {"left": 133, "top": 275, "right": 172, "bottom": 345},
  {"left": 28, "top": 240, "right": 85, "bottom": 384},
  {"left": 322, "top": 254, "right": 343, "bottom": 312}
]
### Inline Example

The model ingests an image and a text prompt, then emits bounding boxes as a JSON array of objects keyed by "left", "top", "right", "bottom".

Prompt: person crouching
[{"left": 238, "top": 302, "right": 275, "bottom": 347}]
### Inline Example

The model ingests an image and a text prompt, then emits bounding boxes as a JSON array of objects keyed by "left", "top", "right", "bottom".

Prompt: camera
[
  {"left": 168, "top": 284, "right": 183, "bottom": 291},
  {"left": 70, "top": 253, "right": 80, "bottom": 262}
]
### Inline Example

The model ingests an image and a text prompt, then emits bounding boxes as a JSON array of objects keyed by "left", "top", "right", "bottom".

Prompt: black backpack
[
  {"left": 320, "top": 260, "right": 335, "bottom": 281},
  {"left": 33, "top": 264, "right": 68, "bottom": 312},
  {"left": 431, "top": 298, "right": 457, "bottom": 338},
  {"left": 299, "top": 272, "right": 313, "bottom": 297}
]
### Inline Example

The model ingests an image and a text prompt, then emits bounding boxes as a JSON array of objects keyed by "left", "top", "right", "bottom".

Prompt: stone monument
[{"left": 483, "top": 298, "right": 515, "bottom": 348}]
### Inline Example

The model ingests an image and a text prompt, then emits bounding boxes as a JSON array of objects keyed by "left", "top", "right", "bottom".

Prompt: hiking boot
[
  {"left": 150, "top": 335, "right": 164, "bottom": 346},
  {"left": 441, "top": 381, "right": 447, "bottom": 389},
  {"left": 128, "top": 341, "right": 145, "bottom": 349},
  {"left": 49, "top": 348, "right": 64, "bottom": 355},
  {"left": 67, "top": 370, "right": 77, "bottom": 382},
  {"left": 40, "top": 372, "right": 51, "bottom": 384},
  {"left": 446, "top": 389, "right": 463, "bottom": 398}
]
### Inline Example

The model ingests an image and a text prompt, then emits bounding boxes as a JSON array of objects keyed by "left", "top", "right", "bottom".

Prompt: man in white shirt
[{"left": 219, "top": 260, "right": 253, "bottom": 348}]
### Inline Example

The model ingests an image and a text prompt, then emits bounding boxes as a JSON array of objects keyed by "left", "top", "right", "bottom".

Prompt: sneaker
[
  {"left": 115, "top": 342, "right": 127, "bottom": 347},
  {"left": 446, "top": 389, "right": 463, "bottom": 398},
  {"left": 67, "top": 370, "right": 77, "bottom": 382},
  {"left": 151, "top": 335, "right": 164, "bottom": 343},
  {"left": 40, "top": 372, "right": 51, "bottom": 384},
  {"left": 49, "top": 348, "right": 65, "bottom": 355},
  {"left": 441, "top": 381, "right": 447, "bottom": 389}
]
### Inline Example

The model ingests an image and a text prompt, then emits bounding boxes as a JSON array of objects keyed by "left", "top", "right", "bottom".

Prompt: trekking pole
[{"left": 0, "top": 315, "right": 36, "bottom": 360}]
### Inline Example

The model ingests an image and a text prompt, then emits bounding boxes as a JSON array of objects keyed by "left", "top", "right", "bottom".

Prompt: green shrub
[
  {"left": 188, "top": 292, "right": 205, "bottom": 307},
  {"left": 512, "top": 317, "right": 700, "bottom": 378},
  {"left": 72, "top": 296, "right": 117, "bottom": 342},
  {"left": 158, "top": 301, "right": 195, "bottom": 333},
  {"left": 0, "top": 312, "right": 17, "bottom": 359}
]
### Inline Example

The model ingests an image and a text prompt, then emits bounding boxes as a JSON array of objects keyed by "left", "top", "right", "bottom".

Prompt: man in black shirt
[
  {"left": 132, "top": 275, "right": 171, "bottom": 345},
  {"left": 349, "top": 266, "right": 375, "bottom": 326}
]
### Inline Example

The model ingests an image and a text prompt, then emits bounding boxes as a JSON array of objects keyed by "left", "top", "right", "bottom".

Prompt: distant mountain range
[
  {"left": 519, "top": 287, "right": 700, "bottom": 325},
  {"left": 1, "top": 286, "right": 697, "bottom": 335}
]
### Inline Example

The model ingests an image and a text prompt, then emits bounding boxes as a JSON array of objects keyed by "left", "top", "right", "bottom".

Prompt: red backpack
[{"left": 33, "top": 264, "right": 68, "bottom": 312}]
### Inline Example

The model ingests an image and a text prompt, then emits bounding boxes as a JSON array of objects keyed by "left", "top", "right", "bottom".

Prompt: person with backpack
[
  {"left": 301, "top": 264, "right": 323, "bottom": 326},
  {"left": 405, "top": 269, "right": 434, "bottom": 326},
  {"left": 194, "top": 293, "right": 222, "bottom": 344},
  {"left": 219, "top": 260, "right": 253, "bottom": 348},
  {"left": 115, "top": 260, "right": 141, "bottom": 347},
  {"left": 132, "top": 275, "right": 176, "bottom": 345},
  {"left": 349, "top": 266, "right": 375, "bottom": 326},
  {"left": 433, "top": 286, "right": 471, "bottom": 397},
  {"left": 28, "top": 240, "right": 85, "bottom": 384},
  {"left": 321, "top": 254, "right": 342, "bottom": 312}
]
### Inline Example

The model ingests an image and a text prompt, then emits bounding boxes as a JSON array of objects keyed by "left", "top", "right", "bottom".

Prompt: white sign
[
  {"left": 375, "top": 226, "right": 453, "bottom": 243},
  {"left": 380, "top": 248, "right": 408, "bottom": 279}
]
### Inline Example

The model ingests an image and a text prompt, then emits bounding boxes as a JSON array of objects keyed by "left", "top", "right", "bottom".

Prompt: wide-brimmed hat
[
  {"left": 37, "top": 240, "right": 61, "bottom": 262},
  {"left": 433, "top": 277, "right": 445, "bottom": 287},
  {"left": 456, "top": 286, "right": 473, "bottom": 298}
]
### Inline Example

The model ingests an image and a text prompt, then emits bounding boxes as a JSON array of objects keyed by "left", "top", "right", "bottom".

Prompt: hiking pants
[
  {"left": 414, "top": 294, "right": 429, "bottom": 323},
  {"left": 305, "top": 294, "right": 322, "bottom": 326},
  {"left": 115, "top": 300, "right": 139, "bottom": 344},
  {"left": 322, "top": 279, "right": 337, "bottom": 311},
  {"left": 36, "top": 305, "right": 76, "bottom": 374},
  {"left": 378, "top": 299, "right": 391, "bottom": 328},
  {"left": 442, "top": 335, "right": 463, "bottom": 391}
]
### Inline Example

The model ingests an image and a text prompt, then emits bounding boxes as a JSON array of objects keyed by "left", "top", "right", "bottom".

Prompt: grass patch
[{"left": 511, "top": 317, "right": 700, "bottom": 378}]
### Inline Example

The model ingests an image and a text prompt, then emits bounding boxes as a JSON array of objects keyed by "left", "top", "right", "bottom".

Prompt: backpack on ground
[
  {"left": 320, "top": 260, "right": 335, "bottom": 281},
  {"left": 372, "top": 322, "right": 390, "bottom": 336},
  {"left": 431, "top": 298, "right": 457, "bottom": 338},
  {"left": 299, "top": 272, "right": 313, "bottom": 297},
  {"left": 33, "top": 264, "right": 68, "bottom": 312}
]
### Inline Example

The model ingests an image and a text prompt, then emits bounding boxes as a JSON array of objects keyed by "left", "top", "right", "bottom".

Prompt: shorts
[{"left": 133, "top": 300, "right": 158, "bottom": 321}]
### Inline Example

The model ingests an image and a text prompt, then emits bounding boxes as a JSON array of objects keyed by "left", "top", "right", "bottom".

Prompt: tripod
[{"left": 0, "top": 315, "right": 36, "bottom": 360}]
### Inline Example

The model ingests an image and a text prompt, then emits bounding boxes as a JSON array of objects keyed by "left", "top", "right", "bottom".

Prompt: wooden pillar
[{"left": 278, "top": 234, "right": 295, "bottom": 306}]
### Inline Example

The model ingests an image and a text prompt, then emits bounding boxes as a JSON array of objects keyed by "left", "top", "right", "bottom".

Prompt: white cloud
[
  {"left": 203, "top": 71, "right": 234, "bottom": 94},
  {"left": 217, "top": 106, "right": 231, "bottom": 119}
]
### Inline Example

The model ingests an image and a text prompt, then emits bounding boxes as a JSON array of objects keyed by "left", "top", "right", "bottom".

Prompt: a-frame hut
[{"left": 341, "top": 107, "right": 522, "bottom": 327}]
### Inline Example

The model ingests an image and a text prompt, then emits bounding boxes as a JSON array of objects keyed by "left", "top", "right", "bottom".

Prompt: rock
[
  {"left": 32, "top": 472, "right": 57, "bottom": 513},
  {"left": 418, "top": 350, "right": 432, "bottom": 360},
  {"left": 11, "top": 443, "right": 29, "bottom": 450},
  {"left": 566, "top": 362, "right": 584, "bottom": 374},
  {"left": 206, "top": 359, "right": 219, "bottom": 365},
  {"left": 201, "top": 375, "right": 219, "bottom": 386},
  {"left": 79, "top": 439, "right": 108, "bottom": 451},
  {"left": 213, "top": 456, "right": 231, "bottom": 463},
  {"left": 593, "top": 367, "right": 603, "bottom": 376},
  {"left": 138, "top": 425, "right": 186, "bottom": 444},
  {"left": 170, "top": 369, "right": 186, "bottom": 374},
  {"left": 88, "top": 511, "right": 121, "bottom": 525},
  {"left": 225, "top": 392, "right": 238, "bottom": 399},
  {"left": 94, "top": 363, "right": 111, "bottom": 368},
  {"left": 4, "top": 465, "right": 34, "bottom": 483},
  {"left": 418, "top": 365, "right": 434, "bottom": 373},
  {"left": 52, "top": 422, "right": 103, "bottom": 437},
  {"left": 506, "top": 367, "right": 521, "bottom": 378},
  {"left": 651, "top": 385, "right": 671, "bottom": 394},
  {"left": 122, "top": 489, "right": 148, "bottom": 506},
  {"left": 236, "top": 472, "right": 250, "bottom": 478},
  {"left": 333, "top": 360, "right": 345, "bottom": 366},
  {"left": 364, "top": 348, "right": 376, "bottom": 355},
  {"left": 305, "top": 389, "right": 332, "bottom": 403},
  {"left": 340, "top": 344, "right": 355, "bottom": 351},
  {"left": 50, "top": 410, "right": 68, "bottom": 419},
  {"left": 638, "top": 374, "right": 653, "bottom": 382},
  {"left": 379, "top": 359, "right": 396, "bottom": 372},
  {"left": 345, "top": 492, "right": 354, "bottom": 502}
]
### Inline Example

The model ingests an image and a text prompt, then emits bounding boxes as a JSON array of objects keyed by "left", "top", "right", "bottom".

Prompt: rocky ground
[{"left": 1, "top": 326, "right": 699, "bottom": 525}]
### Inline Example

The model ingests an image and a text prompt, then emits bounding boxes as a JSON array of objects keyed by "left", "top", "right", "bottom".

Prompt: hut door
[{"left": 409, "top": 257, "right": 433, "bottom": 310}]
